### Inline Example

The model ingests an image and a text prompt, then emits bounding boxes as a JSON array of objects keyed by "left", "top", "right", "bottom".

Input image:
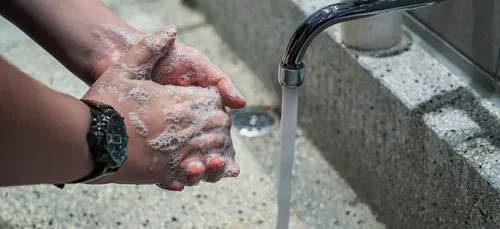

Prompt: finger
[
  {"left": 224, "top": 160, "right": 240, "bottom": 178},
  {"left": 186, "top": 48, "right": 246, "bottom": 109},
  {"left": 202, "top": 110, "right": 232, "bottom": 131},
  {"left": 191, "top": 87, "right": 224, "bottom": 109},
  {"left": 151, "top": 51, "right": 192, "bottom": 85},
  {"left": 162, "top": 85, "right": 202, "bottom": 104},
  {"left": 151, "top": 43, "right": 246, "bottom": 109},
  {"left": 223, "top": 148, "right": 240, "bottom": 178},
  {"left": 204, "top": 154, "right": 226, "bottom": 183},
  {"left": 176, "top": 134, "right": 226, "bottom": 186},
  {"left": 149, "top": 126, "right": 198, "bottom": 156},
  {"left": 155, "top": 154, "right": 186, "bottom": 192},
  {"left": 185, "top": 161, "right": 206, "bottom": 186},
  {"left": 217, "top": 78, "right": 246, "bottom": 109},
  {"left": 114, "top": 25, "right": 177, "bottom": 79},
  {"left": 156, "top": 181, "right": 184, "bottom": 191},
  {"left": 177, "top": 133, "right": 226, "bottom": 162}
]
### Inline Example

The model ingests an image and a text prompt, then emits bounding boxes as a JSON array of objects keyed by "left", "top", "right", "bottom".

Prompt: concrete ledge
[{"left": 187, "top": 0, "right": 500, "bottom": 228}]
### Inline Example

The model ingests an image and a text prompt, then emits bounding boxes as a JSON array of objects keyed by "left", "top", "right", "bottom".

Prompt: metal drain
[{"left": 230, "top": 106, "right": 278, "bottom": 137}]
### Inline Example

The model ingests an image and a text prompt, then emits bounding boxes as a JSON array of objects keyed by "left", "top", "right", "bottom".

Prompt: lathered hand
[
  {"left": 84, "top": 25, "right": 239, "bottom": 191},
  {"left": 90, "top": 24, "right": 246, "bottom": 110}
]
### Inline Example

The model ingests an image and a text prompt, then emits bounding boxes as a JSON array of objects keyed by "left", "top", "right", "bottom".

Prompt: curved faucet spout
[{"left": 278, "top": 0, "right": 443, "bottom": 88}]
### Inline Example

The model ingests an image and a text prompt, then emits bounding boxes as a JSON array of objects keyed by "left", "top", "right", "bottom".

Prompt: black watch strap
[
  {"left": 54, "top": 163, "right": 114, "bottom": 189},
  {"left": 54, "top": 99, "right": 128, "bottom": 189}
]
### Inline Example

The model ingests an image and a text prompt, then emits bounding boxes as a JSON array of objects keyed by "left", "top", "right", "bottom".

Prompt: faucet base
[
  {"left": 344, "top": 32, "right": 413, "bottom": 58},
  {"left": 340, "top": 13, "right": 403, "bottom": 51}
]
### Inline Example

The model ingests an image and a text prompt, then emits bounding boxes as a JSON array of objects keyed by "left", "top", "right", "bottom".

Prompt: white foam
[
  {"left": 127, "top": 87, "right": 150, "bottom": 104},
  {"left": 128, "top": 112, "right": 148, "bottom": 137}
]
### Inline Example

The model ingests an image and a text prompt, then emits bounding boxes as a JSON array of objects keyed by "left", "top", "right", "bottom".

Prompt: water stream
[{"left": 276, "top": 87, "right": 300, "bottom": 229}]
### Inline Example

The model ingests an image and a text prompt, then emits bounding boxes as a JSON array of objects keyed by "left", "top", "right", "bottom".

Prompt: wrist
[
  {"left": 56, "top": 97, "right": 130, "bottom": 187},
  {"left": 55, "top": 94, "right": 96, "bottom": 184},
  {"left": 86, "top": 25, "right": 143, "bottom": 84},
  {"left": 0, "top": 58, "right": 97, "bottom": 186},
  {"left": 57, "top": 24, "right": 141, "bottom": 86},
  {"left": 0, "top": 0, "right": 141, "bottom": 86}
]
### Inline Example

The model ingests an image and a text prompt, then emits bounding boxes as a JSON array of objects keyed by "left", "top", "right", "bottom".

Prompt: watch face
[{"left": 104, "top": 111, "right": 128, "bottom": 166}]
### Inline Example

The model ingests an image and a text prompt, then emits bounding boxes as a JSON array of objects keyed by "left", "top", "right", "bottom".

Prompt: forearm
[
  {"left": 0, "top": 0, "right": 138, "bottom": 85},
  {"left": 0, "top": 57, "right": 94, "bottom": 186}
]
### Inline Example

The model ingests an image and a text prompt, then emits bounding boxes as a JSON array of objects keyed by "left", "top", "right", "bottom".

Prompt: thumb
[{"left": 112, "top": 25, "right": 177, "bottom": 80}]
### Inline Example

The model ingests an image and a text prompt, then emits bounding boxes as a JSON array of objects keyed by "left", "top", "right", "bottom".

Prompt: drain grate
[{"left": 230, "top": 106, "right": 278, "bottom": 137}]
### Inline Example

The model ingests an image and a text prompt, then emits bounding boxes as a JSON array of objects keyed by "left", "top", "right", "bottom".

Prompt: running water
[{"left": 276, "top": 87, "right": 300, "bottom": 229}]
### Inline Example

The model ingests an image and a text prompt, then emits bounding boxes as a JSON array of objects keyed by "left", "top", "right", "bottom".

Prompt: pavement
[{"left": 0, "top": 0, "right": 384, "bottom": 228}]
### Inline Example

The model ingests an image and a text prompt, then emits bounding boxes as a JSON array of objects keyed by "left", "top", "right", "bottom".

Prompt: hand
[
  {"left": 90, "top": 24, "right": 247, "bottom": 110},
  {"left": 83, "top": 26, "right": 240, "bottom": 191}
]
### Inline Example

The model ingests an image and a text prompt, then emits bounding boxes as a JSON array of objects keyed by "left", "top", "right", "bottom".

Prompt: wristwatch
[{"left": 54, "top": 99, "right": 129, "bottom": 189}]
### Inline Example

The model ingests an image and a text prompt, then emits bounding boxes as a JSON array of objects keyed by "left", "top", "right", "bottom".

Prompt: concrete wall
[
  {"left": 187, "top": 0, "right": 500, "bottom": 228},
  {"left": 411, "top": 0, "right": 500, "bottom": 77}
]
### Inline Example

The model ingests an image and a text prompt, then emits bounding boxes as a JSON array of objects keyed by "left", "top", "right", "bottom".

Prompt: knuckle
[
  {"left": 224, "top": 115, "right": 232, "bottom": 129},
  {"left": 215, "top": 111, "right": 231, "bottom": 129},
  {"left": 193, "top": 140, "right": 203, "bottom": 152},
  {"left": 217, "top": 112, "right": 232, "bottom": 129},
  {"left": 213, "top": 134, "right": 226, "bottom": 148}
]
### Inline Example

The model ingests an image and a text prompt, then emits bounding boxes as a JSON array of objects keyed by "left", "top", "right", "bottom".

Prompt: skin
[
  {"left": 0, "top": 0, "right": 245, "bottom": 190},
  {"left": 0, "top": 57, "right": 94, "bottom": 186},
  {"left": 0, "top": 0, "right": 246, "bottom": 109},
  {"left": 0, "top": 27, "right": 239, "bottom": 190}
]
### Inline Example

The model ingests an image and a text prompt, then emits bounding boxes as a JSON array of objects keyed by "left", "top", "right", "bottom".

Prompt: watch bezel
[{"left": 90, "top": 107, "right": 129, "bottom": 168}]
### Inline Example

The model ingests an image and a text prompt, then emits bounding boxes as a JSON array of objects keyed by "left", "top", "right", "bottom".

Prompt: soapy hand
[
  {"left": 84, "top": 25, "right": 240, "bottom": 191},
  {"left": 90, "top": 24, "right": 246, "bottom": 110}
]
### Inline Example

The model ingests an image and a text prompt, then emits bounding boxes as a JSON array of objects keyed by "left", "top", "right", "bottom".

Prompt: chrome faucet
[{"left": 278, "top": 0, "right": 443, "bottom": 88}]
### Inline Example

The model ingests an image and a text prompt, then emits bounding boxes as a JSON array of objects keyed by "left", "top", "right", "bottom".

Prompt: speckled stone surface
[
  {"left": 190, "top": 0, "right": 500, "bottom": 228},
  {"left": 0, "top": 0, "right": 384, "bottom": 228}
]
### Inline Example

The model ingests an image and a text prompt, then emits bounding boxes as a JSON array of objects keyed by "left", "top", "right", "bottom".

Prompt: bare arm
[
  {"left": 0, "top": 0, "right": 138, "bottom": 85},
  {"left": 0, "top": 57, "right": 94, "bottom": 186}
]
